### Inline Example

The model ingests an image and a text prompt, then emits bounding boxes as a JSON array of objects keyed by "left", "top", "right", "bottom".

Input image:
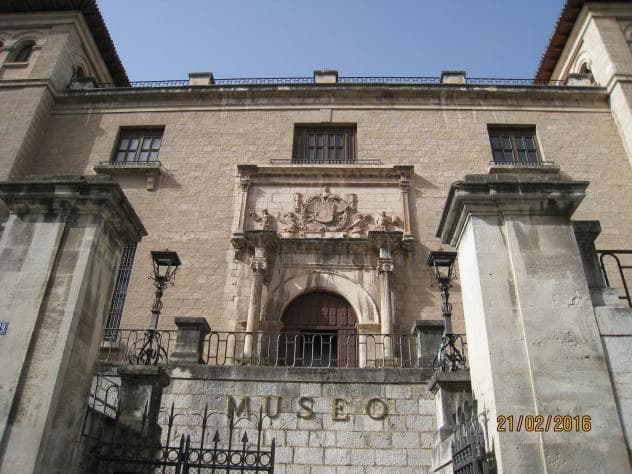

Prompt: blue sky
[{"left": 98, "top": 0, "right": 565, "bottom": 81}]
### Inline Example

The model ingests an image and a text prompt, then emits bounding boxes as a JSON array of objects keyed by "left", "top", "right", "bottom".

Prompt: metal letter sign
[{"left": 0, "top": 322, "right": 8, "bottom": 335}]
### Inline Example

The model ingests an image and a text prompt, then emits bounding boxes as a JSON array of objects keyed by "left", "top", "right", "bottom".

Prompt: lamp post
[
  {"left": 132, "top": 249, "right": 181, "bottom": 365},
  {"left": 426, "top": 250, "right": 466, "bottom": 371}
]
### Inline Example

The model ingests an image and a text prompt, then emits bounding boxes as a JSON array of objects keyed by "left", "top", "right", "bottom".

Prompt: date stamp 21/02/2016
[{"left": 497, "top": 415, "right": 591, "bottom": 432}]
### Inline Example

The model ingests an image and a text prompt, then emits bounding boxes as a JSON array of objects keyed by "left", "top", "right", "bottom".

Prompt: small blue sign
[{"left": 0, "top": 322, "right": 8, "bottom": 335}]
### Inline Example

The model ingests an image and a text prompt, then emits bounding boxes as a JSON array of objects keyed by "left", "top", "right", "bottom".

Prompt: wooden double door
[{"left": 280, "top": 291, "right": 358, "bottom": 367}]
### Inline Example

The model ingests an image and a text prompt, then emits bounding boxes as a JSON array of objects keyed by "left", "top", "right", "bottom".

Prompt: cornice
[{"left": 51, "top": 84, "right": 610, "bottom": 114}]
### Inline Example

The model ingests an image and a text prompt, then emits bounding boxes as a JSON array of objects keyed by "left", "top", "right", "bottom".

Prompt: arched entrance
[{"left": 279, "top": 291, "right": 357, "bottom": 367}]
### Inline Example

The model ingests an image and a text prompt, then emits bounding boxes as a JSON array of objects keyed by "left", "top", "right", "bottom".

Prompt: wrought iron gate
[
  {"left": 81, "top": 394, "right": 275, "bottom": 473},
  {"left": 451, "top": 413, "right": 491, "bottom": 474}
]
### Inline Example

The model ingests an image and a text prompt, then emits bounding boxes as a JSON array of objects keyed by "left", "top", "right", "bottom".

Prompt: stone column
[
  {"left": 436, "top": 171, "right": 630, "bottom": 473},
  {"left": 0, "top": 177, "right": 146, "bottom": 474},
  {"left": 243, "top": 231, "right": 277, "bottom": 361},
  {"left": 370, "top": 231, "right": 402, "bottom": 362},
  {"left": 394, "top": 165, "right": 415, "bottom": 250}
]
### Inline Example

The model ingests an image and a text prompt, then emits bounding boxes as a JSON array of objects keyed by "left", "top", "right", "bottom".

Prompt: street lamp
[
  {"left": 426, "top": 250, "right": 466, "bottom": 371},
  {"left": 132, "top": 249, "right": 181, "bottom": 365}
]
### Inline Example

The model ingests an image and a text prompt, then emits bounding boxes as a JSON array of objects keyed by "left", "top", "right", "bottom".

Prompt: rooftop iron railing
[
  {"left": 76, "top": 76, "right": 571, "bottom": 91},
  {"left": 597, "top": 250, "right": 632, "bottom": 307}
]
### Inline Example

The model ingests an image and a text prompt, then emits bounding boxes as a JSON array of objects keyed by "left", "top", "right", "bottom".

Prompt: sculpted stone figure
[
  {"left": 278, "top": 212, "right": 300, "bottom": 236},
  {"left": 346, "top": 213, "right": 368, "bottom": 235},
  {"left": 375, "top": 211, "right": 393, "bottom": 231},
  {"left": 251, "top": 209, "right": 274, "bottom": 230}
]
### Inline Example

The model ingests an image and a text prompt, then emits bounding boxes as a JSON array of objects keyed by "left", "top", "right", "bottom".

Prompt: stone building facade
[{"left": 0, "top": 1, "right": 631, "bottom": 473}]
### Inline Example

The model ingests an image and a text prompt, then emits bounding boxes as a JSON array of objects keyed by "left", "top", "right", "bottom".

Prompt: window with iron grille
[
  {"left": 292, "top": 126, "right": 356, "bottom": 163},
  {"left": 104, "top": 243, "right": 137, "bottom": 339},
  {"left": 113, "top": 129, "right": 163, "bottom": 163},
  {"left": 488, "top": 127, "right": 540, "bottom": 163}
]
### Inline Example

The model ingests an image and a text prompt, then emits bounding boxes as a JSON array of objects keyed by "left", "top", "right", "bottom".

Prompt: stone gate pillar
[
  {"left": 0, "top": 177, "right": 145, "bottom": 474},
  {"left": 436, "top": 171, "right": 630, "bottom": 473}
]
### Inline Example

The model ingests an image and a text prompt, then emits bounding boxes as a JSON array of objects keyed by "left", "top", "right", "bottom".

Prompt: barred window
[
  {"left": 489, "top": 127, "right": 540, "bottom": 163},
  {"left": 104, "top": 242, "right": 137, "bottom": 339},
  {"left": 292, "top": 126, "right": 356, "bottom": 163},
  {"left": 113, "top": 129, "right": 163, "bottom": 163}
]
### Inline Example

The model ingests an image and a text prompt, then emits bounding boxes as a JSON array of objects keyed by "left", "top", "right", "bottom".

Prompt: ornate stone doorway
[{"left": 280, "top": 291, "right": 358, "bottom": 367}]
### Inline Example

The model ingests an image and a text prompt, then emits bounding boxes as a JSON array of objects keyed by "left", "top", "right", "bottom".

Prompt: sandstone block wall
[
  {"left": 159, "top": 366, "right": 435, "bottom": 473},
  {"left": 10, "top": 87, "right": 632, "bottom": 334}
]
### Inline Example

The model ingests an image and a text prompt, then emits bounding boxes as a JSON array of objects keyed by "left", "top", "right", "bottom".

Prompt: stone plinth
[
  {"left": 117, "top": 365, "right": 169, "bottom": 441},
  {"left": 412, "top": 320, "right": 444, "bottom": 377},
  {"left": 0, "top": 176, "right": 146, "bottom": 473},
  {"left": 171, "top": 316, "right": 211, "bottom": 364},
  {"left": 436, "top": 171, "right": 630, "bottom": 473}
]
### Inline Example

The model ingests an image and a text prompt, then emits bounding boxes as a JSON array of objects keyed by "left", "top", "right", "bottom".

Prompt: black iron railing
[
  {"left": 97, "top": 328, "right": 470, "bottom": 369},
  {"left": 490, "top": 160, "right": 557, "bottom": 167},
  {"left": 204, "top": 330, "right": 420, "bottom": 368},
  {"left": 597, "top": 250, "right": 632, "bottom": 307},
  {"left": 100, "top": 328, "right": 177, "bottom": 364},
  {"left": 76, "top": 76, "right": 574, "bottom": 90},
  {"left": 85, "top": 401, "right": 275, "bottom": 473},
  {"left": 269, "top": 158, "right": 383, "bottom": 165}
]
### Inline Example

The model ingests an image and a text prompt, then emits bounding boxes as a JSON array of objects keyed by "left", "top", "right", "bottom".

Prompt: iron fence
[
  {"left": 84, "top": 399, "right": 275, "bottom": 473},
  {"left": 203, "top": 331, "right": 418, "bottom": 368},
  {"left": 597, "top": 250, "right": 632, "bottom": 307},
  {"left": 97, "top": 327, "right": 470, "bottom": 370},
  {"left": 81, "top": 77, "right": 578, "bottom": 90},
  {"left": 100, "top": 328, "right": 178, "bottom": 364}
]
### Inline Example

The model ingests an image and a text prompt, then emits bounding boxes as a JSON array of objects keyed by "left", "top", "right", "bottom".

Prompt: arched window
[
  {"left": 13, "top": 41, "right": 34, "bottom": 63},
  {"left": 73, "top": 65, "right": 86, "bottom": 79}
]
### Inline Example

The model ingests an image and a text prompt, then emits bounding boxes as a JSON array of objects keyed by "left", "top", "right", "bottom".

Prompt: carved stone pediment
[{"left": 234, "top": 165, "right": 415, "bottom": 249}]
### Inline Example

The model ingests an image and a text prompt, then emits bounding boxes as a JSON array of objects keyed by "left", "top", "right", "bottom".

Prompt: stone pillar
[
  {"left": 412, "top": 320, "right": 444, "bottom": 377},
  {"left": 170, "top": 316, "right": 211, "bottom": 364},
  {"left": 572, "top": 220, "right": 621, "bottom": 307},
  {"left": 429, "top": 371, "right": 473, "bottom": 472},
  {"left": 356, "top": 323, "right": 380, "bottom": 368},
  {"left": 436, "top": 171, "right": 630, "bottom": 473},
  {"left": 243, "top": 231, "right": 277, "bottom": 360},
  {"left": 370, "top": 231, "right": 402, "bottom": 362},
  {"left": 0, "top": 177, "right": 146, "bottom": 474},
  {"left": 394, "top": 165, "right": 415, "bottom": 250},
  {"left": 117, "top": 366, "right": 169, "bottom": 442}
]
